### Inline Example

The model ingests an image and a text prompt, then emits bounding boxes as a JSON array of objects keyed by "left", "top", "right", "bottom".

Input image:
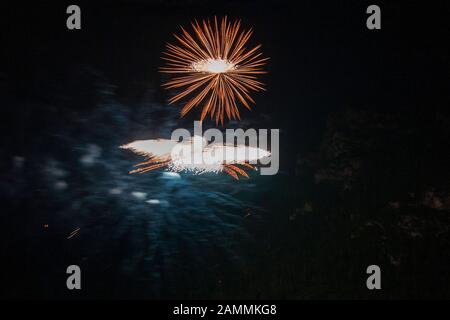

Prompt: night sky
[{"left": 1, "top": 0, "right": 449, "bottom": 299}]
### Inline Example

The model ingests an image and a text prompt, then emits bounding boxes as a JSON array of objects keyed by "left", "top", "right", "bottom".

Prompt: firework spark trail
[
  {"left": 160, "top": 16, "right": 268, "bottom": 124},
  {"left": 121, "top": 137, "right": 270, "bottom": 180},
  {"left": 67, "top": 227, "right": 80, "bottom": 240}
]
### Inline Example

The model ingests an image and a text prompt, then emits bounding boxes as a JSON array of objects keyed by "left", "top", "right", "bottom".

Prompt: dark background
[{"left": 1, "top": 0, "right": 449, "bottom": 299}]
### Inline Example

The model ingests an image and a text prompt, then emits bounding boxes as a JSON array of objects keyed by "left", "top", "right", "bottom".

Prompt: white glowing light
[
  {"left": 121, "top": 137, "right": 270, "bottom": 179},
  {"left": 131, "top": 191, "right": 147, "bottom": 200},
  {"left": 121, "top": 139, "right": 177, "bottom": 158},
  {"left": 162, "top": 172, "right": 181, "bottom": 179},
  {"left": 191, "top": 58, "right": 236, "bottom": 74}
]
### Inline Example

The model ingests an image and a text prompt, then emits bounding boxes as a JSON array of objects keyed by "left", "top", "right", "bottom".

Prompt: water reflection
[{"left": 11, "top": 74, "right": 271, "bottom": 298}]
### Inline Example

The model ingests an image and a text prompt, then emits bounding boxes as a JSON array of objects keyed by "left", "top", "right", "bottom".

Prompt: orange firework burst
[{"left": 160, "top": 16, "right": 268, "bottom": 124}]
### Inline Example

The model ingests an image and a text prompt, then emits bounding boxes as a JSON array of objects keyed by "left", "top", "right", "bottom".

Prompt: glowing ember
[
  {"left": 120, "top": 137, "right": 270, "bottom": 180},
  {"left": 160, "top": 16, "right": 268, "bottom": 124}
]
